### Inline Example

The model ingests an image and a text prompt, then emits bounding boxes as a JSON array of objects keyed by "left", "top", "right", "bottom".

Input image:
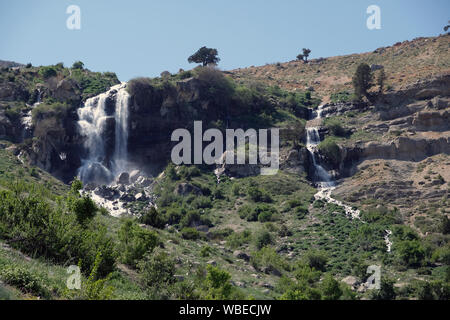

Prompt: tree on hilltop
[{"left": 188, "top": 47, "right": 220, "bottom": 66}]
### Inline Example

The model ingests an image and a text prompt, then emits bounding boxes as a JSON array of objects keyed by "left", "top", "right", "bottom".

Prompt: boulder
[
  {"left": 233, "top": 250, "right": 251, "bottom": 262},
  {"left": 341, "top": 276, "right": 359, "bottom": 289},
  {"left": 116, "top": 172, "right": 130, "bottom": 185}
]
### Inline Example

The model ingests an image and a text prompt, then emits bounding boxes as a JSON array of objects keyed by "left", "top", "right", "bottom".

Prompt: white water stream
[
  {"left": 77, "top": 82, "right": 130, "bottom": 185},
  {"left": 306, "top": 105, "right": 392, "bottom": 250}
]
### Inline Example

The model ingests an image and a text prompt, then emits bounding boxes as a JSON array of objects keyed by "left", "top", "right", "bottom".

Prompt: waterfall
[
  {"left": 306, "top": 105, "right": 360, "bottom": 219},
  {"left": 112, "top": 88, "right": 130, "bottom": 175},
  {"left": 77, "top": 83, "right": 130, "bottom": 185},
  {"left": 306, "top": 127, "right": 335, "bottom": 188}
]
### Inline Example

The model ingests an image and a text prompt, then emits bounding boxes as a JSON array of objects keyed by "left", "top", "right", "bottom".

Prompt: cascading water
[
  {"left": 306, "top": 105, "right": 360, "bottom": 219},
  {"left": 306, "top": 127, "right": 335, "bottom": 188},
  {"left": 112, "top": 88, "right": 130, "bottom": 175},
  {"left": 306, "top": 105, "right": 391, "bottom": 250},
  {"left": 77, "top": 82, "right": 130, "bottom": 185}
]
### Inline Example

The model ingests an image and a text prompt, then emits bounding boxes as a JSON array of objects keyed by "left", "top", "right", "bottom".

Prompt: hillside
[
  {"left": 230, "top": 34, "right": 450, "bottom": 103},
  {"left": 0, "top": 34, "right": 449, "bottom": 301}
]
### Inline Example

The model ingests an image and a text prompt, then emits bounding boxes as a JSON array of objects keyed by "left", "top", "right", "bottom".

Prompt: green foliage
[
  {"left": 201, "top": 265, "right": 238, "bottom": 300},
  {"left": 70, "top": 178, "right": 83, "bottom": 193},
  {"left": 118, "top": 220, "right": 159, "bottom": 267},
  {"left": 138, "top": 249, "right": 176, "bottom": 292},
  {"left": 38, "top": 66, "right": 57, "bottom": 79},
  {"left": 188, "top": 47, "right": 220, "bottom": 66},
  {"left": 254, "top": 230, "right": 274, "bottom": 249},
  {"left": 0, "top": 264, "right": 50, "bottom": 298},
  {"left": 320, "top": 273, "right": 343, "bottom": 300},
  {"left": 0, "top": 181, "right": 116, "bottom": 277},
  {"left": 394, "top": 240, "right": 425, "bottom": 267},
  {"left": 226, "top": 230, "right": 252, "bottom": 249},
  {"left": 324, "top": 118, "right": 347, "bottom": 137},
  {"left": 71, "top": 196, "right": 98, "bottom": 225},
  {"left": 139, "top": 207, "right": 166, "bottom": 229},
  {"left": 352, "top": 63, "right": 372, "bottom": 99},
  {"left": 251, "top": 247, "right": 289, "bottom": 273},
  {"left": 238, "top": 204, "right": 277, "bottom": 222},
  {"left": 72, "top": 61, "right": 85, "bottom": 70},
  {"left": 370, "top": 278, "right": 396, "bottom": 300},
  {"left": 181, "top": 227, "right": 201, "bottom": 240},
  {"left": 247, "top": 186, "right": 272, "bottom": 202},
  {"left": 303, "top": 250, "right": 328, "bottom": 272},
  {"left": 80, "top": 252, "right": 115, "bottom": 300},
  {"left": 318, "top": 137, "right": 341, "bottom": 164},
  {"left": 439, "top": 215, "right": 450, "bottom": 234},
  {"left": 165, "top": 163, "right": 179, "bottom": 181}
]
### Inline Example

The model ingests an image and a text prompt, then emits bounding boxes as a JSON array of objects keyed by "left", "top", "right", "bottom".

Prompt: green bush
[
  {"left": 324, "top": 118, "right": 347, "bottom": 137},
  {"left": 320, "top": 273, "right": 343, "bottom": 300},
  {"left": 0, "top": 265, "right": 50, "bottom": 298},
  {"left": 0, "top": 182, "right": 116, "bottom": 277},
  {"left": 254, "top": 230, "right": 273, "bottom": 249},
  {"left": 138, "top": 249, "right": 176, "bottom": 291},
  {"left": 38, "top": 66, "right": 57, "bottom": 79},
  {"left": 318, "top": 137, "right": 341, "bottom": 164},
  {"left": 303, "top": 250, "right": 328, "bottom": 272},
  {"left": 118, "top": 220, "right": 159, "bottom": 267},
  {"left": 394, "top": 240, "right": 425, "bottom": 267},
  {"left": 139, "top": 207, "right": 166, "bottom": 229},
  {"left": 181, "top": 227, "right": 201, "bottom": 240}
]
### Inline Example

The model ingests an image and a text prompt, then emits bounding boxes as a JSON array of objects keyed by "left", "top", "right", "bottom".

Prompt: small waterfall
[
  {"left": 306, "top": 105, "right": 360, "bottom": 219},
  {"left": 77, "top": 83, "right": 130, "bottom": 185},
  {"left": 306, "top": 127, "right": 335, "bottom": 188}
]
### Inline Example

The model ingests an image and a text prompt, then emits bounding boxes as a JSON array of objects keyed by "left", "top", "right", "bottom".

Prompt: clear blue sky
[{"left": 1, "top": 0, "right": 449, "bottom": 81}]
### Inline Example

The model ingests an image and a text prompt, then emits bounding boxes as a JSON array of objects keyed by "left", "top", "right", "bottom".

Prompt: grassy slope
[{"left": 230, "top": 34, "right": 450, "bottom": 102}]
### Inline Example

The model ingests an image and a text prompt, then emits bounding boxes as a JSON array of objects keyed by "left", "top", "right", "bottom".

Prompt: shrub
[
  {"left": 38, "top": 66, "right": 57, "bottom": 79},
  {"left": 324, "top": 118, "right": 347, "bottom": 137},
  {"left": 247, "top": 186, "right": 272, "bottom": 202},
  {"left": 303, "top": 250, "right": 328, "bottom": 272},
  {"left": 181, "top": 227, "right": 201, "bottom": 240},
  {"left": 352, "top": 63, "right": 372, "bottom": 99},
  {"left": 138, "top": 249, "right": 176, "bottom": 291},
  {"left": 118, "top": 220, "right": 159, "bottom": 267},
  {"left": 72, "top": 61, "right": 84, "bottom": 70},
  {"left": 318, "top": 137, "right": 341, "bottom": 164},
  {"left": 395, "top": 240, "right": 425, "bottom": 267},
  {"left": 0, "top": 265, "right": 50, "bottom": 298},
  {"left": 370, "top": 278, "right": 396, "bottom": 300},
  {"left": 202, "top": 265, "right": 238, "bottom": 300},
  {"left": 139, "top": 207, "right": 166, "bottom": 229},
  {"left": 320, "top": 273, "right": 343, "bottom": 300},
  {"left": 251, "top": 247, "right": 289, "bottom": 273},
  {"left": 254, "top": 230, "right": 273, "bottom": 249},
  {"left": 71, "top": 196, "right": 97, "bottom": 225},
  {"left": 226, "top": 230, "right": 252, "bottom": 249}
]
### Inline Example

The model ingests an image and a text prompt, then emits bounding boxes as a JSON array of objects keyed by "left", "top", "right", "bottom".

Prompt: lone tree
[
  {"left": 188, "top": 46, "right": 220, "bottom": 66},
  {"left": 297, "top": 48, "right": 311, "bottom": 62},
  {"left": 444, "top": 21, "right": 450, "bottom": 34},
  {"left": 72, "top": 61, "right": 84, "bottom": 70},
  {"left": 376, "top": 68, "right": 386, "bottom": 94},
  {"left": 352, "top": 63, "right": 373, "bottom": 99}
]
